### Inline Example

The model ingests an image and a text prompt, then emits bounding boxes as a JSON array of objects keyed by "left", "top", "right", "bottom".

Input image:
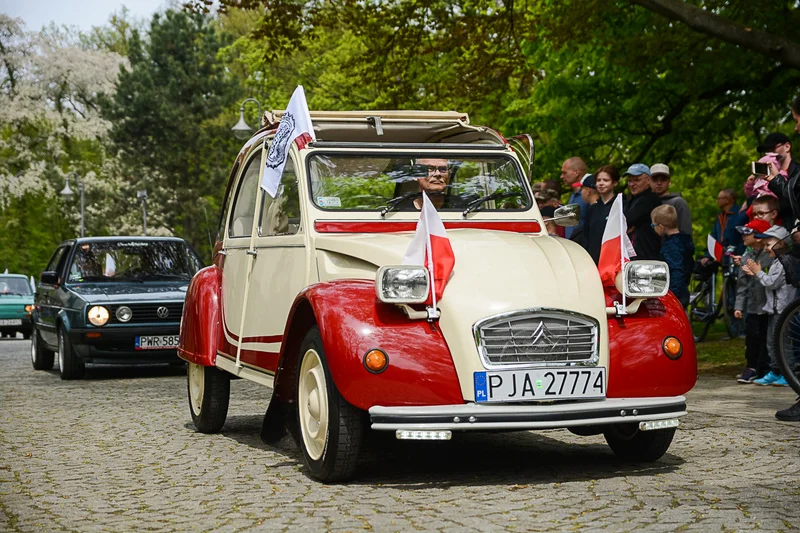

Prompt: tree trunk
[{"left": 631, "top": 0, "right": 800, "bottom": 70}]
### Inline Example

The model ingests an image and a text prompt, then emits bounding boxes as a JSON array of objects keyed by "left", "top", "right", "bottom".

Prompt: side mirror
[
  {"left": 543, "top": 204, "right": 580, "bottom": 227},
  {"left": 40, "top": 271, "right": 59, "bottom": 286}
]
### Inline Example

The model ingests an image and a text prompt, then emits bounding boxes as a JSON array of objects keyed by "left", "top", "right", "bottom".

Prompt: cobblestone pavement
[{"left": 1, "top": 338, "right": 799, "bottom": 532}]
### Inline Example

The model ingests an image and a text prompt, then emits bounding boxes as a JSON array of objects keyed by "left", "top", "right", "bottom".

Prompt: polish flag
[
  {"left": 707, "top": 234, "right": 723, "bottom": 262},
  {"left": 402, "top": 192, "right": 455, "bottom": 305},
  {"left": 598, "top": 193, "right": 636, "bottom": 287}
]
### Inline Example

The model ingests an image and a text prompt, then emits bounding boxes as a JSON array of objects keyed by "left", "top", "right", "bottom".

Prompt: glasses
[
  {"left": 427, "top": 165, "right": 449, "bottom": 174},
  {"left": 650, "top": 222, "right": 661, "bottom": 229},
  {"left": 651, "top": 177, "right": 669, "bottom": 182},
  {"left": 752, "top": 210, "right": 774, "bottom": 218}
]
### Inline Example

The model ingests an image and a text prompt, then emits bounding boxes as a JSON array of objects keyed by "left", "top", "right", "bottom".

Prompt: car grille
[
  {"left": 474, "top": 310, "right": 599, "bottom": 367},
  {"left": 108, "top": 303, "right": 184, "bottom": 324}
]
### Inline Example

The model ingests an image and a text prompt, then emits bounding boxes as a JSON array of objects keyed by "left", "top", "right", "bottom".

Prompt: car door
[
  {"left": 36, "top": 244, "right": 72, "bottom": 347},
  {"left": 238, "top": 154, "right": 307, "bottom": 374},
  {"left": 219, "top": 145, "right": 264, "bottom": 360}
]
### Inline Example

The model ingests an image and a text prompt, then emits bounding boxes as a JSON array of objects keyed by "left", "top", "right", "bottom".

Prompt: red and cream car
[{"left": 178, "top": 110, "right": 696, "bottom": 482}]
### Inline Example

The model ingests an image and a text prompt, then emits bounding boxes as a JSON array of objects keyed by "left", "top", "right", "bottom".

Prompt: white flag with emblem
[{"left": 261, "top": 85, "right": 316, "bottom": 198}]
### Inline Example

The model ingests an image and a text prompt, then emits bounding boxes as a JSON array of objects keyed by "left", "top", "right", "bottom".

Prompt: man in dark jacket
[
  {"left": 623, "top": 163, "right": 662, "bottom": 260},
  {"left": 762, "top": 131, "right": 800, "bottom": 231},
  {"left": 702, "top": 189, "right": 745, "bottom": 266}
]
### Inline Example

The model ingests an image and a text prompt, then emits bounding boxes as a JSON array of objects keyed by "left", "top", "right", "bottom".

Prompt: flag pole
[
  {"left": 619, "top": 193, "right": 627, "bottom": 313},
  {"left": 424, "top": 192, "right": 438, "bottom": 320}
]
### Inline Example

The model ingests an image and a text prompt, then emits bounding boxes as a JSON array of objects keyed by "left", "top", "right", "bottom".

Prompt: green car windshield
[
  {"left": 308, "top": 154, "right": 531, "bottom": 212},
  {"left": 0, "top": 277, "right": 32, "bottom": 296},
  {"left": 67, "top": 241, "right": 202, "bottom": 283}
]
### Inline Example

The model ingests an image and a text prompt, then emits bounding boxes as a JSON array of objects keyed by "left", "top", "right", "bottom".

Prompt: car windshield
[
  {"left": 66, "top": 241, "right": 202, "bottom": 283},
  {"left": 308, "top": 153, "right": 531, "bottom": 213},
  {"left": 0, "top": 277, "right": 32, "bottom": 296}
]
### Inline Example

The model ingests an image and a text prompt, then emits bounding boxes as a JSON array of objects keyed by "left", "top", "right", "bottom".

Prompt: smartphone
[{"left": 752, "top": 161, "right": 770, "bottom": 177}]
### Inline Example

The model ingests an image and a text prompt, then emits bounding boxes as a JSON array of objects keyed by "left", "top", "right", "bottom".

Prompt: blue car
[
  {"left": 0, "top": 274, "right": 34, "bottom": 339},
  {"left": 31, "top": 237, "right": 203, "bottom": 379}
]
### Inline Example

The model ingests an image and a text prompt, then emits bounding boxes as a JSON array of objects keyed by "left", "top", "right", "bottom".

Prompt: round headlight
[
  {"left": 116, "top": 306, "right": 132, "bottom": 323},
  {"left": 87, "top": 306, "right": 110, "bottom": 326}
]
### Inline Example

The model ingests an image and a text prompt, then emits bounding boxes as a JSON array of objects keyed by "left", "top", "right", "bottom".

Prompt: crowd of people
[{"left": 532, "top": 96, "right": 800, "bottom": 422}]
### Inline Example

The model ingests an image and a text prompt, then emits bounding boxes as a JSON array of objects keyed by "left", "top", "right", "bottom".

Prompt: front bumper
[
  {"left": 69, "top": 325, "right": 181, "bottom": 363},
  {"left": 369, "top": 396, "right": 686, "bottom": 431}
]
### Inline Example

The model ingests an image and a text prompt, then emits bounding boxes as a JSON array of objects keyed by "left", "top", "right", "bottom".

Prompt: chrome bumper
[{"left": 369, "top": 396, "right": 687, "bottom": 431}]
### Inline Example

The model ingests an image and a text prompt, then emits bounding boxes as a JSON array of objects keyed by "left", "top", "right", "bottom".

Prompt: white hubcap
[
  {"left": 298, "top": 349, "right": 329, "bottom": 461},
  {"left": 58, "top": 332, "right": 64, "bottom": 371},
  {"left": 30, "top": 333, "right": 37, "bottom": 364},
  {"left": 188, "top": 363, "right": 205, "bottom": 416}
]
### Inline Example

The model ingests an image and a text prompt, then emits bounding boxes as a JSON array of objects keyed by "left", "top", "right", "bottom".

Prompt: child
[
  {"left": 733, "top": 219, "right": 772, "bottom": 383},
  {"left": 651, "top": 205, "right": 694, "bottom": 307},
  {"left": 743, "top": 225, "right": 794, "bottom": 386}
]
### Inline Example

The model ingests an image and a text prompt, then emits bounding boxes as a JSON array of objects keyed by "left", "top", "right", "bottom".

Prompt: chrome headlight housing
[
  {"left": 87, "top": 305, "right": 110, "bottom": 326},
  {"left": 376, "top": 266, "right": 430, "bottom": 304},
  {"left": 620, "top": 261, "right": 669, "bottom": 298},
  {"left": 115, "top": 306, "right": 132, "bottom": 323}
]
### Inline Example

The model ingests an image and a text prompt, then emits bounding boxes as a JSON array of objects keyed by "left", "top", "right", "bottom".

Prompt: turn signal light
[
  {"left": 662, "top": 336, "right": 682, "bottom": 359},
  {"left": 364, "top": 349, "right": 388, "bottom": 373}
]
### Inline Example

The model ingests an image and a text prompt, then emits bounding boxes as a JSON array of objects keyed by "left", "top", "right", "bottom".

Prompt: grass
[{"left": 694, "top": 321, "right": 745, "bottom": 376}]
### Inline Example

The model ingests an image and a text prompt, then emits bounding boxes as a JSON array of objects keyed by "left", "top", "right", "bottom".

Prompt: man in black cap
[{"left": 761, "top": 132, "right": 800, "bottom": 231}]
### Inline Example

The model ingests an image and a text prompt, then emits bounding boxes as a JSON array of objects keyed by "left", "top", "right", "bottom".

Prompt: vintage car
[
  {"left": 31, "top": 237, "right": 203, "bottom": 379},
  {"left": 0, "top": 274, "right": 34, "bottom": 339},
  {"left": 178, "top": 110, "right": 697, "bottom": 482}
]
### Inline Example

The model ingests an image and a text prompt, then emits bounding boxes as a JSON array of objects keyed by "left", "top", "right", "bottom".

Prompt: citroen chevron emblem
[{"left": 530, "top": 322, "right": 560, "bottom": 351}]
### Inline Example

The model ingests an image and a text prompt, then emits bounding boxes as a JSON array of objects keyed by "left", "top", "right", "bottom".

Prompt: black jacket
[
  {"left": 767, "top": 158, "right": 800, "bottom": 229},
  {"left": 624, "top": 189, "right": 662, "bottom": 260},
  {"left": 583, "top": 197, "right": 615, "bottom": 264}
]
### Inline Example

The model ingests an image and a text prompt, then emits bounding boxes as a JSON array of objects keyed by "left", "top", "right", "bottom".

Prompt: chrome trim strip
[
  {"left": 473, "top": 308, "right": 600, "bottom": 369},
  {"left": 216, "top": 352, "right": 275, "bottom": 387}
]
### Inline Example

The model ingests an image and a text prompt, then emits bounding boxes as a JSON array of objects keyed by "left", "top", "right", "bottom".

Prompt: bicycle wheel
[
  {"left": 775, "top": 297, "right": 800, "bottom": 396},
  {"left": 721, "top": 276, "right": 745, "bottom": 339},
  {"left": 688, "top": 278, "right": 713, "bottom": 342}
]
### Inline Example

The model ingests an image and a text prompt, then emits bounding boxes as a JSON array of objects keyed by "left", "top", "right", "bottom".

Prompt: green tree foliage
[{"left": 102, "top": 10, "right": 242, "bottom": 260}]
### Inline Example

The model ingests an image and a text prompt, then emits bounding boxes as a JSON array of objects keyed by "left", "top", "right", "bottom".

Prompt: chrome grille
[
  {"left": 475, "top": 310, "right": 599, "bottom": 367},
  {"left": 107, "top": 303, "right": 184, "bottom": 324}
]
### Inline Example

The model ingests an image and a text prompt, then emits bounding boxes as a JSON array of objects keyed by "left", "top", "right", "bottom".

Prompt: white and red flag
[
  {"left": 261, "top": 85, "right": 316, "bottom": 197},
  {"left": 598, "top": 193, "right": 636, "bottom": 287},
  {"left": 707, "top": 234, "right": 723, "bottom": 262},
  {"left": 402, "top": 192, "right": 456, "bottom": 305}
]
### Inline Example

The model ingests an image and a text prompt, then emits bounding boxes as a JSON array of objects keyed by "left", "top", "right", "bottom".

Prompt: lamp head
[
  {"left": 231, "top": 108, "right": 253, "bottom": 140},
  {"left": 60, "top": 179, "right": 74, "bottom": 197}
]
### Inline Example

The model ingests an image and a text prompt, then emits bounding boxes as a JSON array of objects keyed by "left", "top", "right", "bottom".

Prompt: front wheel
[
  {"left": 58, "top": 325, "right": 85, "bottom": 380},
  {"left": 604, "top": 424, "right": 676, "bottom": 461},
  {"left": 188, "top": 362, "right": 230, "bottom": 433},
  {"left": 775, "top": 298, "right": 800, "bottom": 396},
  {"left": 296, "top": 326, "right": 365, "bottom": 482},
  {"left": 30, "top": 327, "right": 54, "bottom": 370}
]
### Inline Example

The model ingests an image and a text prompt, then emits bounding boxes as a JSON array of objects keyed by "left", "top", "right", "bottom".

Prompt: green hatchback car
[{"left": 0, "top": 274, "right": 34, "bottom": 339}]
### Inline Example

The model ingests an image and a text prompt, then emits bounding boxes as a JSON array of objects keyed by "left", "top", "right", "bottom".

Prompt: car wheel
[
  {"left": 58, "top": 325, "right": 85, "bottom": 380},
  {"left": 604, "top": 423, "right": 676, "bottom": 462},
  {"left": 23, "top": 332, "right": 31, "bottom": 340},
  {"left": 30, "top": 327, "right": 54, "bottom": 371},
  {"left": 188, "top": 362, "right": 230, "bottom": 433},
  {"left": 296, "top": 326, "right": 364, "bottom": 483}
]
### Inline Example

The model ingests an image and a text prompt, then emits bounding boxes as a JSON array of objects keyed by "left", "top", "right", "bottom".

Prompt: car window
[
  {"left": 308, "top": 153, "right": 531, "bottom": 212},
  {"left": 66, "top": 241, "right": 202, "bottom": 283},
  {"left": 45, "top": 246, "right": 66, "bottom": 272},
  {"left": 258, "top": 157, "right": 301, "bottom": 236},
  {"left": 0, "top": 277, "right": 32, "bottom": 296},
  {"left": 228, "top": 152, "right": 262, "bottom": 239},
  {"left": 217, "top": 160, "right": 240, "bottom": 242}
]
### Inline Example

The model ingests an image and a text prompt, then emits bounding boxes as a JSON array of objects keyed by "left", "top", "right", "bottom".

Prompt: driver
[{"left": 414, "top": 158, "right": 454, "bottom": 210}]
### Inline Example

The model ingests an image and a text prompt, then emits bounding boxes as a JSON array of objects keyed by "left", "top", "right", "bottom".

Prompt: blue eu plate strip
[{"left": 474, "top": 371, "right": 488, "bottom": 403}]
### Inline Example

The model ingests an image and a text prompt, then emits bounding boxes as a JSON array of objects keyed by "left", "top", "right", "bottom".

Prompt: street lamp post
[
  {"left": 60, "top": 172, "right": 84, "bottom": 238},
  {"left": 231, "top": 97, "right": 263, "bottom": 140},
  {"left": 137, "top": 190, "right": 148, "bottom": 235}
]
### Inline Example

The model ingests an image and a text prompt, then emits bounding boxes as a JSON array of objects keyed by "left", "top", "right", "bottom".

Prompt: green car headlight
[{"left": 87, "top": 306, "right": 110, "bottom": 327}]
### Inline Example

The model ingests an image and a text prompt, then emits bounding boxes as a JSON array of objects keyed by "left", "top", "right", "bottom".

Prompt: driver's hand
[{"left": 734, "top": 310, "right": 743, "bottom": 319}]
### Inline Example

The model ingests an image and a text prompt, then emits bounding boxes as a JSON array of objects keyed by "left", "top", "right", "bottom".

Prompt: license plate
[
  {"left": 135, "top": 335, "right": 179, "bottom": 350},
  {"left": 474, "top": 367, "right": 606, "bottom": 403},
  {"left": 0, "top": 319, "right": 22, "bottom": 326}
]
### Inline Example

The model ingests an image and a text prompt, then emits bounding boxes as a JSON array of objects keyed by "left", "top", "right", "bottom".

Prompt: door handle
[{"left": 246, "top": 249, "right": 258, "bottom": 257}]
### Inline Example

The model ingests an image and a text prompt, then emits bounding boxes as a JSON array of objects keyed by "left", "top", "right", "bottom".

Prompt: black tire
[
  {"left": 775, "top": 298, "right": 800, "bottom": 396},
  {"left": 58, "top": 325, "right": 85, "bottom": 380},
  {"left": 688, "top": 280, "right": 713, "bottom": 342},
  {"left": 721, "top": 276, "right": 744, "bottom": 339},
  {"left": 296, "top": 326, "right": 365, "bottom": 482},
  {"left": 604, "top": 424, "right": 676, "bottom": 462},
  {"left": 30, "top": 327, "right": 54, "bottom": 370},
  {"left": 187, "top": 362, "right": 230, "bottom": 433}
]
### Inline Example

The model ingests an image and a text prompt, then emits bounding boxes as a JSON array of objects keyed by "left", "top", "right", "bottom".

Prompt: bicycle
[
  {"left": 772, "top": 244, "right": 800, "bottom": 396},
  {"left": 688, "top": 247, "right": 743, "bottom": 342}
]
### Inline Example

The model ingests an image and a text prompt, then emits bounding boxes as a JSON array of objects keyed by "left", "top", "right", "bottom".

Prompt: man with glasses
[
  {"left": 701, "top": 188, "right": 746, "bottom": 266},
  {"left": 760, "top": 132, "right": 800, "bottom": 231},
  {"left": 650, "top": 163, "right": 692, "bottom": 237},
  {"left": 414, "top": 158, "right": 454, "bottom": 210}
]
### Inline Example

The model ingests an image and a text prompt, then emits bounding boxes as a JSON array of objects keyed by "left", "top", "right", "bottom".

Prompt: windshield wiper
[
  {"left": 380, "top": 191, "right": 422, "bottom": 218},
  {"left": 461, "top": 191, "right": 524, "bottom": 217}
]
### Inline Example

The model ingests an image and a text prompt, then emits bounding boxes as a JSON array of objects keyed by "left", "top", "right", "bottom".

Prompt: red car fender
[
  {"left": 272, "top": 280, "right": 464, "bottom": 411},
  {"left": 178, "top": 265, "right": 221, "bottom": 367},
  {"left": 606, "top": 291, "right": 697, "bottom": 398}
]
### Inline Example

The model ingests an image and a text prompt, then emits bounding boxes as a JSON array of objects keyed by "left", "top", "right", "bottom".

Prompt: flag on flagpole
[
  {"left": 598, "top": 193, "right": 636, "bottom": 287},
  {"left": 402, "top": 192, "right": 456, "bottom": 305},
  {"left": 707, "top": 234, "right": 723, "bottom": 262},
  {"left": 261, "top": 85, "right": 316, "bottom": 198}
]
